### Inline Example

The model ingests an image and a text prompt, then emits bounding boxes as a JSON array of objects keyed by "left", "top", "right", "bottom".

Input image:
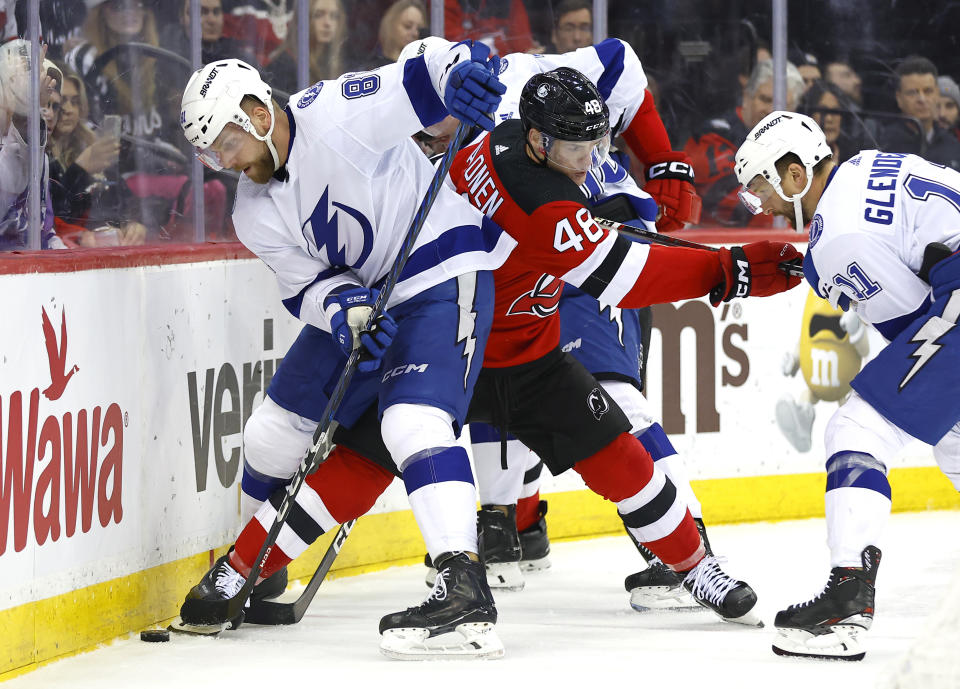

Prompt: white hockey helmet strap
[
  {"left": 735, "top": 111, "right": 831, "bottom": 227},
  {"left": 180, "top": 59, "right": 280, "bottom": 171}
]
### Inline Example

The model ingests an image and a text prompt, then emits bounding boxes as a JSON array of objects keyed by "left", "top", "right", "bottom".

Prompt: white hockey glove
[{"left": 839, "top": 310, "right": 865, "bottom": 344}]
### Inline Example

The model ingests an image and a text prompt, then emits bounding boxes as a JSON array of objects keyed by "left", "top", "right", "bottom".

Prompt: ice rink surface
[{"left": 7, "top": 511, "right": 959, "bottom": 688}]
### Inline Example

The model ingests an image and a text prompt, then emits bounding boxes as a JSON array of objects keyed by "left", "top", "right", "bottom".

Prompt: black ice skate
[
  {"left": 518, "top": 500, "right": 552, "bottom": 571},
  {"left": 682, "top": 555, "right": 763, "bottom": 627},
  {"left": 424, "top": 506, "right": 525, "bottom": 590},
  {"left": 772, "top": 545, "right": 881, "bottom": 661},
  {"left": 623, "top": 528, "right": 697, "bottom": 611},
  {"left": 380, "top": 552, "right": 503, "bottom": 659},
  {"left": 173, "top": 553, "right": 249, "bottom": 635},
  {"left": 478, "top": 504, "right": 524, "bottom": 590}
]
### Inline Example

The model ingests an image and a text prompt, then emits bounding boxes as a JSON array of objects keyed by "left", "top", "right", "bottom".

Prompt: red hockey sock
[
  {"left": 230, "top": 445, "right": 395, "bottom": 581},
  {"left": 574, "top": 432, "right": 703, "bottom": 571},
  {"left": 516, "top": 492, "right": 541, "bottom": 532}
]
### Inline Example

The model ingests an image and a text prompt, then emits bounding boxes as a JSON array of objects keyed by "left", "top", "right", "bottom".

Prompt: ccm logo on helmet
[
  {"left": 199, "top": 67, "right": 219, "bottom": 97},
  {"left": 583, "top": 99, "right": 602, "bottom": 115},
  {"left": 753, "top": 115, "right": 784, "bottom": 140}
]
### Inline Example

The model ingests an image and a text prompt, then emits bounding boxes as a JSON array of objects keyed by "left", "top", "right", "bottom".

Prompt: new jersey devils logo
[
  {"left": 587, "top": 387, "right": 609, "bottom": 420},
  {"left": 507, "top": 274, "right": 562, "bottom": 318}
]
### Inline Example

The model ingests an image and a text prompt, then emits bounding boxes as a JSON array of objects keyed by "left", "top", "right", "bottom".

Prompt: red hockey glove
[
  {"left": 644, "top": 152, "right": 702, "bottom": 232},
  {"left": 710, "top": 241, "right": 804, "bottom": 306}
]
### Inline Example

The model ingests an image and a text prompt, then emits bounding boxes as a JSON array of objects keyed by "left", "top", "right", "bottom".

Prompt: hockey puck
[{"left": 140, "top": 629, "right": 170, "bottom": 643}]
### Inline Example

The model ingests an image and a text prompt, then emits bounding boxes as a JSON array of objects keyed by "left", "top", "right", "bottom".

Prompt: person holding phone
[{"left": 49, "top": 70, "right": 147, "bottom": 245}]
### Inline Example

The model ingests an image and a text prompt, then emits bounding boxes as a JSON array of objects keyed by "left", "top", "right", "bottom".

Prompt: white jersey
[
  {"left": 806, "top": 150, "right": 960, "bottom": 341},
  {"left": 233, "top": 43, "right": 516, "bottom": 333}
]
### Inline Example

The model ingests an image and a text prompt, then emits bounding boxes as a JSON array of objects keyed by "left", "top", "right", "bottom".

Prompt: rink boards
[{"left": 0, "top": 238, "right": 957, "bottom": 679}]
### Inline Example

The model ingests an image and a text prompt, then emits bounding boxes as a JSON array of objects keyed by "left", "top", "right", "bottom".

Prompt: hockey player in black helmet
[
  {"left": 442, "top": 67, "right": 804, "bottom": 628},
  {"left": 520, "top": 66, "right": 611, "bottom": 185}
]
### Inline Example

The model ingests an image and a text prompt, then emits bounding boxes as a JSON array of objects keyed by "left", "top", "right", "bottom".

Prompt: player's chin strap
[
  {"left": 776, "top": 164, "right": 814, "bottom": 231},
  {"left": 252, "top": 100, "right": 281, "bottom": 171}
]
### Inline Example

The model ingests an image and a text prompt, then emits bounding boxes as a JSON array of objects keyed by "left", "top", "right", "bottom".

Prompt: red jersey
[{"left": 448, "top": 119, "right": 725, "bottom": 368}]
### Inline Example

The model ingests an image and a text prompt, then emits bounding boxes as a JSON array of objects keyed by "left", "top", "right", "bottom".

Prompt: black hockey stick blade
[
  {"left": 595, "top": 216, "right": 805, "bottom": 278},
  {"left": 244, "top": 519, "right": 356, "bottom": 625}
]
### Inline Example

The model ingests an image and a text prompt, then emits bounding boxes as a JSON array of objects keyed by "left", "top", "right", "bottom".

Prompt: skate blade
[
  {"left": 629, "top": 586, "right": 701, "bottom": 612},
  {"left": 486, "top": 562, "right": 525, "bottom": 591},
  {"left": 167, "top": 617, "right": 230, "bottom": 637},
  {"left": 719, "top": 608, "right": 765, "bottom": 628},
  {"left": 519, "top": 556, "right": 551, "bottom": 572},
  {"left": 380, "top": 622, "right": 505, "bottom": 660},
  {"left": 771, "top": 626, "right": 865, "bottom": 660}
]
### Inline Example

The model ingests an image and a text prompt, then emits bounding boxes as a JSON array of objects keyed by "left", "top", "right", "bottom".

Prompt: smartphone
[{"left": 102, "top": 115, "right": 122, "bottom": 139}]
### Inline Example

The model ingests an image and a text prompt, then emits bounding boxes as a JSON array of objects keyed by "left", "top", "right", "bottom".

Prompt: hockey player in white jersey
[
  {"left": 177, "top": 42, "right": 515, "bottom": 658},
  {"left": 404, "top": 36, "right": 735, "bottom": 608},
  {"left": 734, "top": 110, "right": 960, "bottom": 660}
]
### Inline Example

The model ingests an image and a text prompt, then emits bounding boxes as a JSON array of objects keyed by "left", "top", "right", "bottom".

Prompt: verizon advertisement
[{"left": 0, "top": 251, "right": 935, "bottom": 610}]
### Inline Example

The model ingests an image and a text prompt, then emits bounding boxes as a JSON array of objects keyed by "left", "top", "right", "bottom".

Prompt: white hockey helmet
[
  {"left": 397, "top": 36, "right": 448, "bottom": 64},
  {"left": 180, "top": 59, "right": 280, "bottom": 172},
  {"left": 734, "top": 110, "right": 832, "bottom": 228},
  {"left": 0, "top": 39, "right": 33, "bottom": 118}
]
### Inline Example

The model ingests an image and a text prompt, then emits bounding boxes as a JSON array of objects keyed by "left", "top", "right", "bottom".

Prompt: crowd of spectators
[{"left": 3, "top": 0, "right": 960, "bottom": 251}]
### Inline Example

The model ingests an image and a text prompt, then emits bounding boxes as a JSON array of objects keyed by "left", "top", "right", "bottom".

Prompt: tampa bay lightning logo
[
  {"left": 297, "top": 82, "right": 323, "bottom": 108},
  {"left": 303, "top": 187, "right": 373, "bottom": 268},
  {"left": 809, "top": 213, "right": 824, "bottom": 249},
  {"left": 498, "top": 58, "right": 509, "bottom": 74}
]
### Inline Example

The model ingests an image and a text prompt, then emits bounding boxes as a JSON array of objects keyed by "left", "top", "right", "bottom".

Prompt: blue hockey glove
[
  {"left": 440, "top": 41, "right": 506, "bottom": 132},
  {"left": 325, "top": 286, "right": 398, "bottom": 372}
]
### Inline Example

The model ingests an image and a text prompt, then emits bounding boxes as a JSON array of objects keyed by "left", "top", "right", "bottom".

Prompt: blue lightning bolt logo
[
  {"left": 304, "top": 187, "right": 373, "bottom": 268},
  {"left": 899, "top": 291, "right": 960, "bottom": 391}
]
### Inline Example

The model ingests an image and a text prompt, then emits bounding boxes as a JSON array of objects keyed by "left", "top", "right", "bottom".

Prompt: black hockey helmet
[{"left": 519, "top": 67, "right": 610, "bottom": 142}]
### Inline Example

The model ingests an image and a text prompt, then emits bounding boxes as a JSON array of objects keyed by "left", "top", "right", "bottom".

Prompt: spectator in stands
[
  {"left": 221, "top": 0, "right": 291, "bottom": 67},
  {"left": 12, "top": 1, "right": 89, "bottom": 61},
  {"left": 799, "top": 79, "right": 858, "bottom": 162},
  {"left": 40, "top": 69, "right": 63, "bottom": 144},
  {"left": 66, "top": 0, "right": 227, "bottom": 242},
  {"left": 683, "top": 59, "right": 804, "bottom": 227},
  {"left": 65, "top": 0, "right": 173, "bottom": 139},
  {"left": 877, "top": 55, "right": 960, "bottom": 170},
  {"left": 444, "top": 0, "right": 541, "bottom": 55},
  {"left": 0, "top": 40, "right": 66, "bottom": 250},
  {"left": 159, "top": 0, "right": 259, "bottom": 73},
  {"left": 48, "top": 72, "right": 127, "bottom": 239},
  {"left": 937, "top": 75, "right": 960, "bottom": 142},
  {"left": 547, "top": 0, "right": 592, "bottom": 54},
  {"left": 362, "top": 0, "right": 425, "bottom": 68},
  {"left": 824, "top": 59, "right": 863, "bottom": 107},
  {"left": 791, "top": 48, "right": 821, "bottom": 94},
  {"left": 265, "top": 0, "right": 346, "bottom": 95}
]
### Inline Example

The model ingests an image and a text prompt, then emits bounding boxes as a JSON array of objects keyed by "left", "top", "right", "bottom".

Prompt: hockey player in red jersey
[{"left": 445, "top": 66, "right": 804, "bottom": 625}]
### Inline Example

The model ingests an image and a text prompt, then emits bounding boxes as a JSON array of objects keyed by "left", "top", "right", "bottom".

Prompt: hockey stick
[
  {"left": 594, "top": 216, "right": 805, "bottom": 278},
  {"left": 176, "top": 122, "right": 472, "bottom": 631},
  {"left": 244, "top": 519, "right": 356, "bottom": 625}
]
